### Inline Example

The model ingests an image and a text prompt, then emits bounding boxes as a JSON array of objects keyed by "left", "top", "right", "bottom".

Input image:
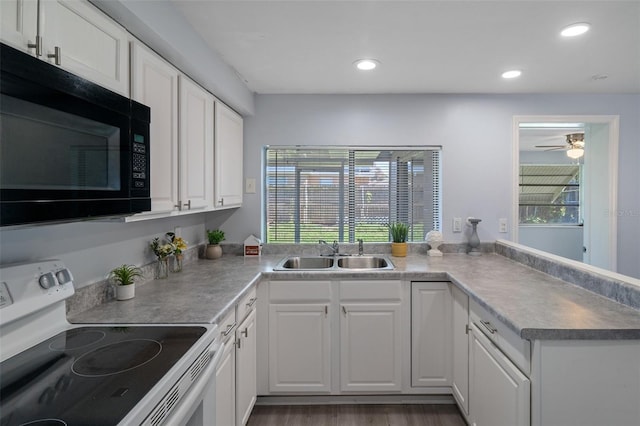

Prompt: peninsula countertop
[{"left": 68, "top": 252, "right": 640, "bottom": 341}]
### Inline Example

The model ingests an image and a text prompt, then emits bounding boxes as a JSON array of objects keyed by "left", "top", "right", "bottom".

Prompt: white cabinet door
[
  {"left": 236, "top": 308, "right": 257, "bottom": 426},
  {"left": 1, "top": 0, "right": 129, "bottom": 95},
  {"left": 470, "top": 324, "right": 530, "bottom": 426},
  {"left": 214, "top": 101, "right": 243, "bottom": 209},
  {"left": 0, "top": 0, "right": 38, "bottom": 54},
  {"left": 215, "top": 338, "right": 236, "bottom": 426},
  {"left": 179, "top": 75, "right": 214, "bottom": 211},
  {"left": 411, "top": 282, "right": 452, "bottom": 387},
  {"left": 340, "top": 303, "right": 402, "bottom": 392},
  {"left": 451, "top": 284, "right": 470, "bottom": 416},
  {"left": 268, "top": 304, "right": 331, "bottom": 393},
  {"left": 131, "top": 42, "right": 179, "bottom": 213},
  {"left": 42, "top": 0, "right": 129, "bottom": 96}
]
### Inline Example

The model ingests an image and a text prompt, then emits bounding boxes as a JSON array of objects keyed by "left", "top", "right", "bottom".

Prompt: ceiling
[{"left": 170, "top": 0, "right": 640, "bottom": 95}]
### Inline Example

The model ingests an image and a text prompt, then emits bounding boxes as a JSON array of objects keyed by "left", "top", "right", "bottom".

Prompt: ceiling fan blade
[{"left": 535, "top": 145, "right": 565, "bottom": 148}]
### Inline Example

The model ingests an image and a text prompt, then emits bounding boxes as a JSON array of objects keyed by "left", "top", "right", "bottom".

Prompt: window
[
  {"left": 264, "top": 146, "right": 441, "bottom": 243},
  {"left": 518, "top": 164, "right": 581, "bottom": 224}
]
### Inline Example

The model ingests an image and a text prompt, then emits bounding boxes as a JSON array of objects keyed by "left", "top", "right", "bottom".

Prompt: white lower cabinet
[
  {"left": 411, "top": 282, "right": 452, "bottom": 387},
  {"left": 235, "top": 308, "right": 257, "bottom": 426},
  {"left": 469, "top": 323, "right": 530, "bottom": 426},
  {"left": 451, "top": 284, "right": 469, "bottom": 417},
  {"left": 268, "top": 304, "right": 331, "bottom": 392},
  {"left": 215, "top": 335, "right": 236, "bottom": 426},
  {"left": 340, "top": 302, "right": 402, "bottom": 392}
]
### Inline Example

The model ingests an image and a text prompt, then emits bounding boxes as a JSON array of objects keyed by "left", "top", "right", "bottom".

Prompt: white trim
[{"left": 512, "top": 115, "right": 619, "bottom": 271}]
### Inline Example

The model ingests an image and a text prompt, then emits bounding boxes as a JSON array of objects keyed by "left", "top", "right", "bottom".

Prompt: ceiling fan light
[{"left": 567, "top": 148, "right": 584, "bottom": 159}]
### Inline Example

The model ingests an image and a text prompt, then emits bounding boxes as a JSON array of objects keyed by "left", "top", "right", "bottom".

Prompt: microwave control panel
[{"left": 131, "top": 134, "right": 148, "bottom": 189}]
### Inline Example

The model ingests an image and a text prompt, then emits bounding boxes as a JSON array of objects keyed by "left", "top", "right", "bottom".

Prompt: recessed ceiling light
[
  {"left": 502, "top": 70, "right": 522, "bottom": 79},
  {"left": 561, "top": 23, "right": 590, "bottom": 37},
  {"left": 354, "top": 59, "right": 379, "bottom": 71}
]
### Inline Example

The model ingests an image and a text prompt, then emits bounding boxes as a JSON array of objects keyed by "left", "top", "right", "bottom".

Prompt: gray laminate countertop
[{"left": 68, "top": 253, "right": 640, "bottom": 341}]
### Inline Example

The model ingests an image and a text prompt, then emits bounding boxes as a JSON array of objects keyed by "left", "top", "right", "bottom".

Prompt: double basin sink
[{"left": 274, "top": 255, "right": 394, "bottom": 271}]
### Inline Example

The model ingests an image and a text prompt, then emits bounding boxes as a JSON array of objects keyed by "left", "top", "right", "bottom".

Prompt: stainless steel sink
[
  {"left": 336, "top": 256, "right": 393, "bottom": 270},
  {"left": 274, "top": 256, "right": 334, "bottom": 270},
  {"left": 273, "top": 255, "right": 393, "bottom": 271}
]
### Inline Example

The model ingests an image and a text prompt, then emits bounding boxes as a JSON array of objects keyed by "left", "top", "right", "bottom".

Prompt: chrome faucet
[
  {"left": 357, "top": 239, "right": 364, "bottom": 256},
  {"left": 319, "top": 240, "right": 339, "bottom": 256}
]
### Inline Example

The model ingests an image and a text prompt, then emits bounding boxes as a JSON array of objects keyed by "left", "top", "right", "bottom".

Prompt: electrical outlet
[
  {"left": 453, "top": 217, "right": 462, "bottom": 233},
  {"left": 499, "top": 218, "right": 508, "bottom": 233},
  {"left": 245, "top": 178, "right": 256, "bottom": 194},
  {"left": 174, "top": 226, "right": 182, "bottom": 238}
]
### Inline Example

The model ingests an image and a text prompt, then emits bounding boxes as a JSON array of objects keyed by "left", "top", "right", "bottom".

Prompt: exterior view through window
[
  {"left": 264, "top": 147, "right": 441, "bottom": 243},
  {"left": 518, "top": 164, "right": 581, "bottom": 224}
]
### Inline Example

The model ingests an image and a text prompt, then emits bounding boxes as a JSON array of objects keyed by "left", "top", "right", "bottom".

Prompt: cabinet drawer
[
  {"left": 237, "top": 287, "right": 258, "bottom": 322},
  {"left": 340, "top": 280, "right": 402, "bottom": 301},
  {"left": 269, "top": 281, "right": 332, "bottom": 302},
  {"left": 470, "top": 299, "right": 531, "bottom": 376},
  {"left": 218, "top": 309, "right": 236, "bottom": 343}
]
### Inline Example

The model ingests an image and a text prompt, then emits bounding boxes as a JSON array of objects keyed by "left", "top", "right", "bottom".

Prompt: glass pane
[{"left": 0, "top": 95, "right": 121, "bottom": 191}]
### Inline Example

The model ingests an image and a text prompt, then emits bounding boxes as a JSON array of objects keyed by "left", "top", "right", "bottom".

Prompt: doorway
[{"left": 512, "top": 115, "right": 619, "bottom": 272}]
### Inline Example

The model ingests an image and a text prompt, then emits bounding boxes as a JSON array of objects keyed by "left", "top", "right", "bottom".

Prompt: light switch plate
[
  {"left": 499, "top": 218, "right": 508, "bottom": 233},
  {"left": 245, "top": 178, "right": 256, "bottom": 194}
]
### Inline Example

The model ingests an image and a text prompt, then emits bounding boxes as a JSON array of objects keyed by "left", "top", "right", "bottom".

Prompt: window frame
[{"left": 262, "top": 145, "right": 442, "bottom": 243}]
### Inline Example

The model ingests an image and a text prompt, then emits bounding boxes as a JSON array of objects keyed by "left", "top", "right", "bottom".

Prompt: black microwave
[{"left": 1, "top": 43, "right": 151, "bottom": 227}]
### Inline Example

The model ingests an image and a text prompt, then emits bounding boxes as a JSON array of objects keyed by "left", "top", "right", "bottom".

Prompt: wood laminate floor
[{"left": 246, "top": 404, "right": 466, "bottom": 426}]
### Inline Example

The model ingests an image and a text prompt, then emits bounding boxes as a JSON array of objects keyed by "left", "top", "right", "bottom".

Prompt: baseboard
[{"left": 255, "top": 394, "right": 455, "bottom": 406}]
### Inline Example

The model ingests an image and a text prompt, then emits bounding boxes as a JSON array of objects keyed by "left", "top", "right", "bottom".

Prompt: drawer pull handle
[
  {"left": 480, "top": 320, "right": 497, "bottom": 334},
  {"left": 246, "top": 297, "right": 257, "bottom": 308},
  {"left": 223, "top": 322, "right": 237, "bottom": 337}
]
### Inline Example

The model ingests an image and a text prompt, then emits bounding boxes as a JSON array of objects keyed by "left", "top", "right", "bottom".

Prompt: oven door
[{"left": 151, "top": 340, "right": 224, "bottom": 426}]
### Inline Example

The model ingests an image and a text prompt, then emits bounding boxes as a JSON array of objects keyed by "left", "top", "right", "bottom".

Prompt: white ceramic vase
[
  {"left": 206, "top": 244, "right": 223, "bottom": 259},
  {"left": 116, "top": 284, "right": 135, "bottom": 300}
]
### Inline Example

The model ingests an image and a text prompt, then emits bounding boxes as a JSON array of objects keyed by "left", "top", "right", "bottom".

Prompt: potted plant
[
  {"left": 109, "top": 264, "right": 142, "bottom": 300},
  {"left": 389, "top": 222, "right": 409, "bottom": 257},
  {"left": 166, "top": 232, "right": 188, "bottom": 272},
  {"left": 206, "top": 229, "right": 225, "bottom": 259}
]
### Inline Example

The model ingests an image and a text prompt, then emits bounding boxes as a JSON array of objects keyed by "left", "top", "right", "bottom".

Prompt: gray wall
[{"left": 219, "top": 93, "right": 639, "bottom": 279}]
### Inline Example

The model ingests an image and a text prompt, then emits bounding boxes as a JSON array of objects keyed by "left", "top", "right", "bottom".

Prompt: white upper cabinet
[
  {"left": 214, "top": 101, "right": 244, "bottom": 209},
  {"left": 179, "top": 75, "right": 214, "bottom": 210},
  {"left": 131, "top": 42, "right": 179, "bottom": 213},
  {"left": 1, "top": 0, "right": 130, "bottom": 96},
  {"left": 1, "top": 0, "right": 38, "bottom": 52}
]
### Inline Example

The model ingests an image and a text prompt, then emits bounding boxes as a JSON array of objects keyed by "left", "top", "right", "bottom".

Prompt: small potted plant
[
  {"left": 109, "top": 264, "right": 142, "bottom": 300},
  {"left": 389, "top": 222, "right": 409, "bottom": 257},
  {"left": 166, "top": 232, "right": 188, "bottom": 272},
  {"left": 150, "top": 237, "right": 175, "bottom": 279},
  {"left": 206, "top": 229, "right": 225, "bottom": 259}
]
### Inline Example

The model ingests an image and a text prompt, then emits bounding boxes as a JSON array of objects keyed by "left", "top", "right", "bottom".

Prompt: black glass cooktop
[{"left": 0, "top": 326, "right": 206, "bottom": 426}]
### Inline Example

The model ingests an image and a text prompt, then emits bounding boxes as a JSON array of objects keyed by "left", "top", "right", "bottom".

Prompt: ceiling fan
[{"left": 535, "top": 133, "right": 585, "bottom": 158}]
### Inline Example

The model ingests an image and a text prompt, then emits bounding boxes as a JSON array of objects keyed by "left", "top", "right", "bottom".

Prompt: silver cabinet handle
[
  {"left": 479, "top": 320, "right": 497, "bottom": 334},
  {"left": 28, "top": 35, "right": 42, "bottom": 56},
  {"left": 241, "top": 327, "right": 248, "bottom": 338},
  {"left": 183, "top": 200, "right": 191, "bottom": 210},
  {"left": 223, "top": 322, "right": 237, "bottom": 337},
  {"left": 342, "top": 306, "right": 347, "bottom": 315},
  {"left": 235, "top": 337, "right": 240, "bottom": 349},
  {"left": 246, "top": 297, "right": 257, "bottom": 308},
  {"left": 218, "top": 198, "right": 224, "bottom": 206},
  {"left": 47, "top": 46, "right": 61, "bottom": 65}
]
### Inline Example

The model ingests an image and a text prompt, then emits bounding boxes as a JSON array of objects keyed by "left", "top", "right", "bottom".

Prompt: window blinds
[{"left": 264, "top": 147, "right": 441, "bottom": 243}]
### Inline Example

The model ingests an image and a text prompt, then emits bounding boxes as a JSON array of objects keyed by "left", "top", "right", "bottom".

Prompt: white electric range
[{"left": 0, "top": 260, "right": 221, "bottom": 426}]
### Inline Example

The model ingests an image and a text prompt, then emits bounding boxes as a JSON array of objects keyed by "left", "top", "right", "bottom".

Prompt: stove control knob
[
  {"left": 56, "top": 269, "right": 72, "bottom": 285},
  {"left": 39, "top": 272, "right": 56, "bottom": 289}
]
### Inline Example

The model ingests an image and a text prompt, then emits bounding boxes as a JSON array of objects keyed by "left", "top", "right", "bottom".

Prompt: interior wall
[
  {"left": 519, "top": 226, "right": 584, "bottom": 261},
  {"left": 222, "top": 93, "right": 639, "bottom": 279}
]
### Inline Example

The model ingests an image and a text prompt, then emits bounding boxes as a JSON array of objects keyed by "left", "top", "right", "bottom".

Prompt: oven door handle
[{"left": 161, "top": 340, "right": 224, "bottom": 425}]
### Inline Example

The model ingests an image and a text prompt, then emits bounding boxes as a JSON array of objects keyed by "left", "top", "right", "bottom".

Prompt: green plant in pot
[
  {"left": 206, "top": 229, "right": 225, "bottom": 259},
  {"left": 389, "top": 222, "right": 409, "bottom": 257},
  {"left": 109, "top": 264, "right": 142, "bottom": 300}
]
